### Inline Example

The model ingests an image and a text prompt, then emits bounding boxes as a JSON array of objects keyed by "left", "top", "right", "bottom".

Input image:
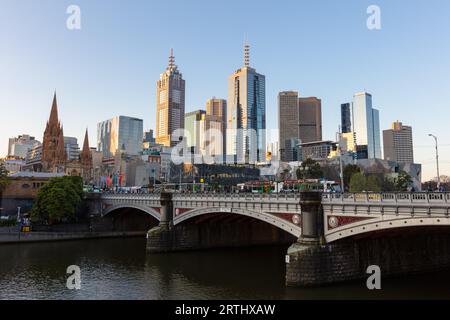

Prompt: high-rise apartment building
[
  {"left": 156, "top": 49, "right": 185, "bottom": 147},
  {"left": 383, "top": 121, "right": 414, "bottom": 163},
  {"left": 63, "top": 137, "right": 80, "bottom": 161},
  {"left": 352, "top": 92, "right": 382, "bottom": 159},
  {"left": 8, "top": 134, "right": 40, "bottom": 159},
  {"left": 97, "top": 116, "right": 143, "bottom": 158},
  {"left": 227, "top": 43, "right": 266, "bottom": 163}
]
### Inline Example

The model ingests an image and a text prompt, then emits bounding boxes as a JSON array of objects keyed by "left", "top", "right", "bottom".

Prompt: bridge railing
[{"left": 322, "top": 192, "right": 450, "bottom": 204}]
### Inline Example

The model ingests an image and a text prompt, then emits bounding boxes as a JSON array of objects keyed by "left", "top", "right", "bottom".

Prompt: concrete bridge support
[
  {"left": 146, "top": 192, "right": 174, "bottom": 253},
  {"left": 286, "top": 192, "right": 450, "bottom": 287}
]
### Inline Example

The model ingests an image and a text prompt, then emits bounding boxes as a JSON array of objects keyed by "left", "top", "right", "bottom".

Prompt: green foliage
[
  {"left": 396, "top": 170, "right": 412, "bottom": 191},
  {"left": 0, "top": 219, "right": 18, "bottom": 227},
  {"left": 0, "top": 162, "right": 10, "bottom": 193},
  {"left": 349, "top": 172, "right": 367, "bottom": 192},
  {"left": 343, "top": 164, "right": 361, "bottom": 191},
  {"left": 296, "top": 158, "right": 323, "bottom": 180},
  {"left": 366, "top": 175, "right": 381, "bottom": 192},
  {"left": 31, "top": 176, "right": 84, "bottom": 224}
]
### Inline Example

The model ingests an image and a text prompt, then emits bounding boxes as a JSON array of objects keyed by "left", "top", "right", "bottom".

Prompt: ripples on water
[{"left": 1, "top": 238, "right": 450, "bottom": 300}]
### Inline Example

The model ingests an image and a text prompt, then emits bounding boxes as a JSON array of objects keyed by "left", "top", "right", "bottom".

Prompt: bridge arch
[
  {"left": 102, "top": 203, "right": 161, "bottom": 222},
  {"left": 325, "top": 216, "right": 450, "bottom": 243},
  {"left": 174, "top": 207, "right": 302, "bottom": 237}
]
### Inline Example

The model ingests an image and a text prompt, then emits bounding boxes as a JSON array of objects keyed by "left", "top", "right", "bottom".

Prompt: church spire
[
  {"left": 80, "top": 128, "right": 92, "bottom": 166},
  {"left": 49, "top": 91, "right": 59, "bottom": 126}
]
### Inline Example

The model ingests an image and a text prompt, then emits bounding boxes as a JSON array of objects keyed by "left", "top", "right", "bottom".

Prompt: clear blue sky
[{"left": 1, "top": 0, "right": 450, "bottom": 180}]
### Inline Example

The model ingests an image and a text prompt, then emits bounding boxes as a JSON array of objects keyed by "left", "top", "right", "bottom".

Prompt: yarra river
[{"left": 1, "top": 237, "right": 450, "bottom": 300}]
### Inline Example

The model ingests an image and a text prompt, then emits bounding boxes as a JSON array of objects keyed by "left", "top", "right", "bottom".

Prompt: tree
[
  {"left": 396, "top": 170, "right": 412, "bottom": 191},
  {"left": 0, "top": 162, "right": 10, "bottom": 193},
  {"left": 349, "top": 172, "right": 366, "bottom": 192},
  {"left": 343, "top": 164, "right": 361, "bottom": 191},
  {"left": 31, "top": 176, "right": 83, "bottom": 224},
  {"left": 366, "top": 175, "right": 381, "bottom": 192},
  {"left": 296, "top": 158, "right": 323, "bottom": 180}
]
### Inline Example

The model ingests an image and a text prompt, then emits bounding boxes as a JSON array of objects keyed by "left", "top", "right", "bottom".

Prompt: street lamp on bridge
[{"left": 429, "top": 134, "right": 441, "bottom": 190}]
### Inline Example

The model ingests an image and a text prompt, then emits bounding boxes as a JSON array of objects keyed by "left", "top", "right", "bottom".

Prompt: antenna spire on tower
[
  {"left": 169, "top": 48, "right": 175, "bottom": 69},
  {"left": 244, "top": 36, "right": 250, "bottom": 67}
]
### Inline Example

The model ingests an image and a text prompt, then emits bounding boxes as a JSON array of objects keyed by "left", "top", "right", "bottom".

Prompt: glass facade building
[
  {"left": 227, "top": 66, "right": 266, "bottom": 163},
  {"left": 97, "top": 116, "right": 143, "bottom": 157},
  {"left": 352, "top": 92, "right": 382, "bottom": 159},
  {"left": 341, "top": 103, "right": 352, "bottom": 133}
]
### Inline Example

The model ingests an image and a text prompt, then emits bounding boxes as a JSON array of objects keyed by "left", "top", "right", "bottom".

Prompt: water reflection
[{"left": 1, "top": 238, "right": 450, "bottom": 300}]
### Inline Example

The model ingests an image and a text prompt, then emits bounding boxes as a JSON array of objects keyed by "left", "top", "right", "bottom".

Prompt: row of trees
[{"left": 293, "top": 159, "right": 413, "bottom": 192}]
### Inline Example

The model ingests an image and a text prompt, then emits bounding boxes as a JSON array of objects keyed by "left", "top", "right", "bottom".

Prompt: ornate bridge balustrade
[
  {"left": 95, "top": 192, "right": 303, "bottom": 237},
  {"left": 322, "top": 192, "right": 450, "bottom": 243}
]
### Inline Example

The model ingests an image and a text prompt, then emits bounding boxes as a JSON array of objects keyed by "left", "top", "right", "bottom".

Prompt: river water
[{"left": 1, "top": 237, "right": 450, "bottom": 300}]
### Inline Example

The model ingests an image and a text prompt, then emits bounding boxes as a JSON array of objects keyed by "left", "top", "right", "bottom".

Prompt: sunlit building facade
[
  {"left": 352, "top": 92, "right": 382, "bottom": 159},
  {"left": 97, "top": 116, "right": 143, "bottom": 158}
]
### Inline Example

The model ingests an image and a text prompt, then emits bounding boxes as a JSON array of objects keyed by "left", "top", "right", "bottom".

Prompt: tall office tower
[
  {"left": 383, "top": 121, "right": 414, "bottom": 163},
  {"left": 97, "top": 116, "right": 144, "bottom": 158},
  {"left": 352, "top": 92, "right": 382, "bottom": 159},
  {"left": 184, "top": 110, "right": 206, "bottom": 150},
  {"left": 298, "top": 97, "right": 322, "bottom": 143},
  {"left": 278, "top": 91, "right": 300, "bottom": 162},
  {"left": 227, "top": 43, "right": 266, "bottom": 163},
  {"left": 156, "top": 49, "right": 186, "bottom": 147},
  {"left": 8, "top": 135, "right": 40, "bottom": 159},
  {"left": 206, "top": 98, "right": 227, "bottom": 155},
  {"left": 341, "top": 103, "right": 352, "bottom": 133}
]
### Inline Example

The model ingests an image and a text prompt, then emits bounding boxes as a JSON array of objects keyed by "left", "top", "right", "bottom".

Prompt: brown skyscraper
[
  {"left": 156, "top": 49, "right": 186, "bottom": 147},
  {"left": 278, "top": 92, "right": 322, "bottom": 161},
  {"left": 206, "top": 98, "right": 227, "bottom": 155},
  {"left": 298, "top": 97, "right": 322, "bottom": 143},
  {"left": 278, "top": 91, "right": 300, "bottom": 162},
  {"left": 41, "top": 93, "right": 66, "bottom": 172}
]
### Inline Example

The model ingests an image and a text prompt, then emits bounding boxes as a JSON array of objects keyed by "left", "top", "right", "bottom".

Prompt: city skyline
[{"left": 2, "top": 0, "right": 450, "bottom": 180}]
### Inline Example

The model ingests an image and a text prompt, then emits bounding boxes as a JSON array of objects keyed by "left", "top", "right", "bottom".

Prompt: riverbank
[{"left": 0, "top": 229, "right": 146, "bottom": 244}]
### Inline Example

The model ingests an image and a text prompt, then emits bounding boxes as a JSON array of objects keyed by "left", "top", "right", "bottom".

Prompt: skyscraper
[
  {"left": 184, "top": 110, "right": 206, "bottom": 150},
  {"left": 227, "top": 43, "right": 266, "bottom": 163},
  {"left": 278, "top": 91, "right": 300, "bottom": 162},
  {"left": 206, "top": 98, "right": 227, "bottom": 156},
  {"left": 383, "top": 121, "right": 414, "bottom": 163},
  {"left": 97, "top": 116, "right": 143, "bottom": 157},
  {"left": 298, "top": 97, "right": 322, "bottom": 143},
  {"left": 278, "top": 91, "right": 323, "bottom": 162},
  {"left": 156, "top": 49, "right": 186, "bottom": 147},
  {"left": 341, "top": 103, "right": 352, "bottom": 133},
  {"left": 352, "top": 92, "right": 382, "bottom": 159}
]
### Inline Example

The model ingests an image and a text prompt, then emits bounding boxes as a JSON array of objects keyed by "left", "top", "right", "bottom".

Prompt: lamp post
[{"left": 429, "top": 134, "right": 441, "bottom": 190}]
